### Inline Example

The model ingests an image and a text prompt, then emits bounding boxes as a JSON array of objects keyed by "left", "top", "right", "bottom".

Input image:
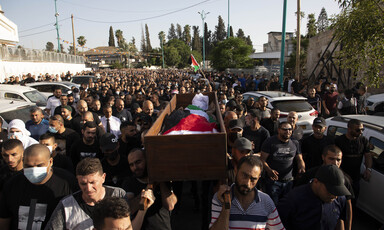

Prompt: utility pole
[
  {"left": 161, "top": 36, "right": 165, "bottom": 69},
  {"left": 54, "top": 0, "right": 61, "bottom": 53},
  {"left": 279, "top": 0, "right": 288, "bottom": 87},
  {"left": 71, "top": 14, "right": 76, "bottom": 55},
  {"left": 295, "top": 0, "right": 301, "bottom": 81},
  {"left": 227, "top": 0, "right": 230, "bottom": 39},
  {"left": 199, "top": 10, "right": 209, "bottom": 70}
]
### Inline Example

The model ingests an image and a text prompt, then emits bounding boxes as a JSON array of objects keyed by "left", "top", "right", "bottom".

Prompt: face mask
[
  {"left": 48, "top": 126, "right": 58, "bottom": 134},
  {"left": 136, "top": 125, "right": 141, "bottom": 132},
  {"left": 8, "top": 132, "right": 23, "bottom": 140},
  {"left": 47, "top": 146, "right": 53, "bottom": 154},
  {"left": 65, "top": 115, "right": 71, "bottom": 120},
  {"left": 24, "top": 167, "right": 48, "bottom": 184},
  {"left": 222, "top": 99, "right": 228, "bottom": 104}
]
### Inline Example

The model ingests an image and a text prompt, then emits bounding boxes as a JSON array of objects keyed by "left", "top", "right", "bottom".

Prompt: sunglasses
[{"left": 355, "top": 128, "right": 365, "bottom": 132}]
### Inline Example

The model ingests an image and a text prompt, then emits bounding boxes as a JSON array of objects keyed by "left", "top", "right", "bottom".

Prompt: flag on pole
[{"left": 191, "top": 54, "right": 200, "bottom": 72}]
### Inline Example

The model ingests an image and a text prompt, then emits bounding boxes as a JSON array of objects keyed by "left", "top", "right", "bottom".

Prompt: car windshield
[
  {"left": 71, "top": 76, "right": 95, "bottom": 85},
  {"left": 24, "top": 91, "right": 47, "bottom": 105},
  {"left": 271, "top": 100, "right": 313, "bottom": 112},
  {"left": 0, "top": 106, "right": 33, "bottom": 123}
]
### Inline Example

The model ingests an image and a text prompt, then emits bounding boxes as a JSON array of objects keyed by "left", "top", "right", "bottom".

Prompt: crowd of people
[{"left": 0, "top": 68, "right": 375, "bottom": 230}]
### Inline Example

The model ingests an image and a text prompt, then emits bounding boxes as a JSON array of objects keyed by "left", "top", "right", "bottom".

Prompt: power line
[
  {"left": 19, "top": 28, "right": 58, "bottom": 38},
  {"left": 76, "top": 0, "right": 212, "bottom": 24},
  {"left": 19, "top": 17, "right": 70, "bottom": 33}
]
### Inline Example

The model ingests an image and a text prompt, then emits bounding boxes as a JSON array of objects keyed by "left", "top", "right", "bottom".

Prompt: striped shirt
[{"left": 210, "top": 185, "right": 285, "bottom": 230}]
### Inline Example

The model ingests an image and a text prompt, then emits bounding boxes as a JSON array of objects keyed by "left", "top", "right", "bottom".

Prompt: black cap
[
  {"left": 313, "top": 117, "right": 326, "bottom": 127},
  {"left": 229, "top": 119, "right": 243, "bottom": 131},
  {"left": 99, "top": 133, "right": 119, "bottom": 152},
  {"left": 233, "top": 137, "right": 253, "bottom": 151},
  {"left": 315, "top": 165, "right": 351, "bottom": 196}
]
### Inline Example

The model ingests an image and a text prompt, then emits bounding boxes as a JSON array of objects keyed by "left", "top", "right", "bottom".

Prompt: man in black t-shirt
[
  {"left": 243, "top": 109, "right": 270, "bottom": 154},
  {"left": 301, "top": 117, "right": 334, "bottom": 169},
  {"left": 261, "top": 122, "right": 305, "bottom": 205},
  {"left": 48, "top": 115, "right": 81, "bottom": 157},
  {"left": 260, "top": 108, "right": 280, "bottom": 136},
  {"left": 123, "top": 148, "right": 177, "bottom": 230},
  {"left": 100, "top": 133, "right": 131, "bottom": 187},
  {"left": 70, "top": 121, "right": 103, "bottom": 168},
  {"left": 0, "top": 144, "right": 76, "bottom": 229},
  {"left": 118, "top": 121, "right": 141, "bottom": 157},
  {"left": 335, "top": 119, "right": 372, "bottom": 197},
  {"left": 0, "top": 139, "right": 24, "bottom": 194},
  {"left": 72, "top": 100, "right": 103, "bottom": 134},
  {"left": 45, "top": 158, "right": 153, "bottom": 229}
]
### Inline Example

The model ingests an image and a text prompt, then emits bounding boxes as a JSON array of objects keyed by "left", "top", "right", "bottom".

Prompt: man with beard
[
  {"left": 260, "top": 108, "right": 280, "bottom": 136},
  {"left": 100, "top": 133, "right": 131, "bottom": 187},
  {"left": 118, "top": 121, "right": 141, "bottom": 157},
  {"left": 123, "top": 148, "right": 177, "bottom": 230},
  {"left": 210, "top": 155, "right": 284, "bottom": 230},
  {"left": 260, "top": 122, "right": 305, "bottom": 204},
  {"left": 278, "top": 165, "right": 350, "bottom": 230},
  {"left": 243, "top": 109, "right": 270, "bottom": 154},
  {"left": 113, "top": 99, "right": 133, "bottom": 123},
  {"left": 26, "top": 107, "right": 49, "bottom": 141},
  {"left": 322, "top": 83, "right": 339, "bottom": 118},
  {"left": 70, "top": 121, "right": 102, "bottom": 167},
  {"left": 256, "top": 96, "right": 271, "bottom": 119},
  {"left": 287, "top": 111, "right": 303, "bottom": 141},
  {"left": 301, "top": 117, "right": 334, "bottom": 169},
  {"left": 45, "top": 87, "right": 62, "bottom": 116},
  {"left": 81, "top": 111, "right": 105, "bottom": 140},
  {"left": 0, "top": 140, "right": 24, "bottom": 195},
  {"left": 72, "top": 100, "right": 103, "bottom": 134}
]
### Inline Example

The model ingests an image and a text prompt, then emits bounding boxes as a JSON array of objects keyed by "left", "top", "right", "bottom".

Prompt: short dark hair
[
  {"left": 50, "top": 114, "right": 64, "bottom": 124},
  {"left": 2, "top": 139, "right": 23, "bottom": 151},
  {"left": 120, "top": 121, "right": 136, "bottom": 130},
  {"left": 76, "top": 157, "right": 103, "bottom": 176},
  {"left": 39, "top": 133, "right": 56, "bottom": 142},
  {"left": 322, "top": 145, "right": 342, "bottom": 157},
  {"left": 248, "top": 109, "right": 261, "bottom": 121},
  {"left": 102, "top": 104, "right": 112, "bottom": 111},
  {"left": 347, "top": 119, "right": 362, "bottom": 128},
  {"left": 30, "top": 107, "right": 43, "bottom": 114},
  {"left": 278, "top": 121, "right": 291, "bottom": 129},
  {"left": 82, "top": 121, "right": 97, "bottom": 131},
  {"left": 92, "top": 197, "right": 131, "bottom": 230},
  {"left": 237, "top": 155, "right": 263, "bottom": 173}
]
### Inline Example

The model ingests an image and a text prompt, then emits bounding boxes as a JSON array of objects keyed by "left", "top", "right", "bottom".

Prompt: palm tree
[{"left": 77, "top": 36, "right": 87, "bottom": 52}]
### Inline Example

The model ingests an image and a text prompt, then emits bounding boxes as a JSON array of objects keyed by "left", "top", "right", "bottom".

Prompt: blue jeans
[{"left": 265, "top": 179, "right": 293, "bottom": 205}]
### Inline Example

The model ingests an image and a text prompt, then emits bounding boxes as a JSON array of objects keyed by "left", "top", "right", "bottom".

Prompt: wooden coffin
[{"left": 144, "top": 92, "right": 227, "bottom": 183}]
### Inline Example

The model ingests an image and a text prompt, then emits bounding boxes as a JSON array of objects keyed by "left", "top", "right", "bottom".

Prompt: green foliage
[
  {"left": 111, "top": 62, "right": 124, "bottom": 69},
  {"left": 183, "top": 25, "right": 191, "bottom": 47},
  {"left": 145, "top": 24, "right": 152, "bottom": 52},
  {"left": 285, "top": 36, "right": 309, "bottom": 76},
  {"left": 176, "top": 24, "right": 183, "bottom": 40},
  {"left": 204, "top": 23, "right": 213, "bottom": 56},
  {"left": 168, "top": 23, "right": 177, "bottom": 40},
  {"left": 164, "top": 46, "right": 180, "bottom": 67},
  {"left": 236, "top": 29, "right": 245, "bottom": 39},
  {"left": 108, "top": 26, "right": 115, "bottom": 47},
  {"left": 307, "top": 13, "right": 317, "bottom": 38},
  {"left": 46, "top": 42, "right": 54, "bottom": 51},
  {"left": 214, "top": 15, "right": 226, "bottom": 43},
  {"left": 128, "top": 37, "right": 138, "bottom": 55},
  {"left": 67, "top": 45, "right": 79, "bottom": 55},
  {"left": 115, "top": 30, "right": 124, "bottom": 48},
  {"left": 332, "top": 0, "right": 384, "bottom": 87},
  {"left": 141, "top": 29, "right": 146, "bottom": 53},
  {"left": 317, "top": 8, "right": 329, "bottom": 33},
  {"left": 229, "top": 26, "right": 234, "bottom": 37},
  {"left": 164, "top": 39, "right": 191, "bottom": 68},
  {"left": 192, "top": 26, "right": 202, "bottom": 52},
  {"left": 210, "top": 37, "right": 253, "bottom": 71}
]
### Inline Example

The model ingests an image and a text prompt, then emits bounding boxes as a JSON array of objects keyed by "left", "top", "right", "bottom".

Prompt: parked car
[
  {"left": 325, "top": 115, "right": 384, "bottom": 223},
  {"left": 70, "top": 75, "right": 96, "bottom": 85},
  {"left": 243, "top": 91, "right": 318, "bottom": 134},
  {"left": 0, "top": 100, "right": 37, "bottom": 128},
  {"left": 26, "top": 82, "right": 79, "bottom": 97},
  {"left": 366, "top": 93, "right": 384, "bottom": 114},
  {"left": 0, "top": 85, "right": 47, "bottom": 108}
]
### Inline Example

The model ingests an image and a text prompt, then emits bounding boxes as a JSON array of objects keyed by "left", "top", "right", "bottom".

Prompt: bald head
[
  {"left": 82, "top": 111, "right": 94, "bottom": 122},
  {"left": 224, "top": 111, "right": 238, "bottom": 128},
  {"left": 287, "top": 111, "right": 298, "bottom": 126},
  {"left": 24, "top": 144, "right": 51, "bottom": 160},
  {"left": 143, "top": 100, "right": 154, "bottom": 116},
  {"left": 77, "top": 100, "right": 88, "bottom": 115}
]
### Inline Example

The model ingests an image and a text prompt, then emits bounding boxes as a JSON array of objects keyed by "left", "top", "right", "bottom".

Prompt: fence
[{"left": 0, "top": 46, "right": 84, "bottom": 64}]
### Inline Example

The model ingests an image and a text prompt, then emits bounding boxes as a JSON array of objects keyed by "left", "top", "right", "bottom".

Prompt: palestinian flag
[
  {"left": 191, "top": 54, "right": 200, "bottom": 72},
  {"left": 163, "top": 114, "right": 217, "bottom": 135}
]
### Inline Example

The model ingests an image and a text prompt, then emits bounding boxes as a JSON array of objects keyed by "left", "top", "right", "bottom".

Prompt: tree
[
  {"left": 46, "top": 42, "right": 54, "bottom": 51},
  {"left": 211, "top": 37, "right": 253, "bottom": 71},
  {"left": 214, "top": 15, "right": 226, "bottom": 43},
  {"left": 317, "top": 7, "right": 329, "bottom": 33},
  {"left": 333, "top": 0, "right": 384, "bottom": 87},
  {"left": 164, "top": 39, "right": 191, "bottom": 68},
  {"left": 68, "top": 45, "right": 79, "bottom": 54},
  {"left": 192, "top": 26, "right": 202, "bottom": 52},
  {"left": 164, "top": 46, "right": 180, "bottom": 67},
  {"left": 115, "top": 30, "right": 124, "bottom": 47},
  {"left": 128, "top": 37, "right": 138, "bottom": 55},
  {"left": 307, "top": 13, "right": 317, "bottom": 38},
  {"left": 108, "top": 26, "right": 115, "bottom": 47},
  {"left": 236, "top": 28, "right": 246, "bottom": 40},
  {"left": 158, "top": 31, "right": 166, "bottom": 46},
  {"left": 141, "top": 28, "right": 146, "bottom": 53},
  {"left": 229, "top": 26, "right": 234, "bottom": 37},
  {"left": 168, "top": 23, "right": 177, "bottom": 40},
  {"left": 285, "top": 35, "right": 309, "bottom": 76},
  {"left": 204, "top": 22, "right": 213, "bottom": 57},
  {"left": 77, "top": 36, "right": 86, "bottom": 52},
  {"left": 183, "top": 25, "right": 191, "bottom": 47},
  {"left": 145, "top": 24, "right": 152, "bottom": 53},
  {"left": 176, "top": 24, "right": 183, "bottom": 40}
]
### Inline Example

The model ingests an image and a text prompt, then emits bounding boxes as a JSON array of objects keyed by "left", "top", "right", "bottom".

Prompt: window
[
  {"left": 32, "top": 85, "right": 53, "bottom": 93},
  {"left": 327, "top": 125, "right": 347, "bottom": 137},
  {"left": 271, "top": 100, "right": 313, "bottom": 112},
  {"left": 23, "top": 91, "right": 47, "bottom": 105},
  {"left": 369, "top": 137, "right": 384, "bottom": 173},
  {"left": 4, "top": 93, "right": 25, "bottom": 101}
]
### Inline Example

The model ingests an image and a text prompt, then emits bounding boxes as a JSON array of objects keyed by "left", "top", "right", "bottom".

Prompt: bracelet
[{"left": 366, "top": 168, "right": 372, "bottom": 172}]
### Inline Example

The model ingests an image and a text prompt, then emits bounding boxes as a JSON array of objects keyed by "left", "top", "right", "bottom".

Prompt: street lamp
[
  {"left": 54, "top": 0, "right": 61, "bottom": 52},
  {"left": 198, "top": 10, "right": 209, "bottom": 70}
]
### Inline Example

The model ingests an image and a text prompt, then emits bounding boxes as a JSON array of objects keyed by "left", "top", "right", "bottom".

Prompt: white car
[
  {"left": 0, "top": 99, "right": 37, "bottom": 128},
  {"left": 325, "top": 115, "right": 384, "bottom": 223},
  {"left": 0, "top": 85, "right": 47, "bottom": 108},
  {"left": 243, "top": 91, "right": 318, "bottom": 134},
  {"left": 26, "top": 82, "right": 79, "bottom": 97},
  {"left": 366, "top": 93, "right": 384, "bottom": 114}
]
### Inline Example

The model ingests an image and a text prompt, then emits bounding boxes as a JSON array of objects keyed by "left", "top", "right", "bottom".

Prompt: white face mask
[
  {"left": 8, "top": 131, "right": 23, "bottom": 140},
  {"left": 47, "top": 146, "right": 53, "bottom": 154},
  {"left": 24, "top": 167, "right": 48, "bottom": 184}
]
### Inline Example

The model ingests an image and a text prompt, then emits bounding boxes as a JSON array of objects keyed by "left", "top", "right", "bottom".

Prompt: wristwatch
[{"left": 366, "top": 168, "right": 372, "bottom": 172}]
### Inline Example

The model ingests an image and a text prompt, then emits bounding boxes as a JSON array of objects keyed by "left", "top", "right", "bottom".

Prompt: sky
[{"left": 2, "top": 0, "right": 341, "bottom": 53}]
